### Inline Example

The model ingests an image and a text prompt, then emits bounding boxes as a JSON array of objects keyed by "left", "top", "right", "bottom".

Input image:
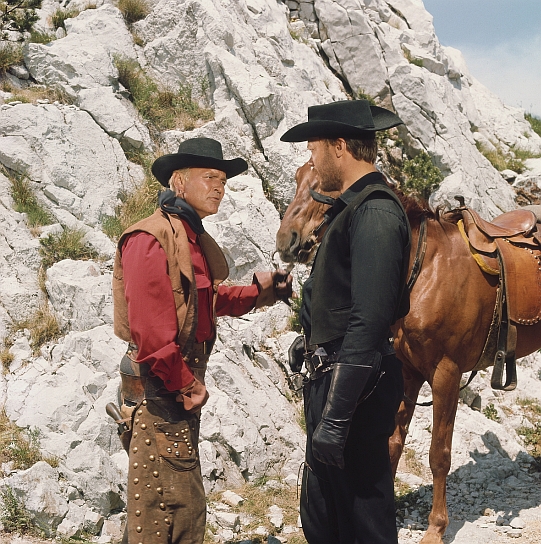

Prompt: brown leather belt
[{"left": 120, "top": 340, "right": 214, "bottom": 405}]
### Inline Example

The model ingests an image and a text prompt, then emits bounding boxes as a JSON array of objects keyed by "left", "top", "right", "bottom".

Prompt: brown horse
[{"left": 276, "top": 162, "right": 541, "bottom": 544}]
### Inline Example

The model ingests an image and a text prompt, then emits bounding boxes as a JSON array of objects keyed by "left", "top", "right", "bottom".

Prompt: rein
[
  {"left": 406, "top": 215, "right": 428, "bottom": 291},
  {"left": 402, "top": 214, "right": 477, "bottom": 407}
]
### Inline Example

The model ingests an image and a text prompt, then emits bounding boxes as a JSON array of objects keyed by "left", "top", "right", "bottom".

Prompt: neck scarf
[{"left": 158, "top": 190, "right": 205, "bottom": 234}]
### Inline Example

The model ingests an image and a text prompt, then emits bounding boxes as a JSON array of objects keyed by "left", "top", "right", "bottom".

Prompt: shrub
[
  {"left": 0, "top": 0, "right": 41, "bottom": 41},
  {"left": 401, "top": 151, "right": 443, "bottom": 200},
  {"left": 102, "top": 150, "right": 161, "bottom": 239},
  {"left": 39, "top": 227, "right": 99, "bottom": 269},
  {"left": 117, "top": 0, "right": 149, "bottom": 25},
  {"left": 8, "top": 173, "right": 54, "bottom": 228},
  {"left": 0, "top": 486, "right": 34, "bottom": 534},
  {"left": 526, "top": 113, "right": 541, "bottom": 138},
  {"left": 0, "top": 42, "right": 23, "bottom": 72},
  {"left": 50, "top": 7, "right": 80, "bottom": 30},
  {"left": 114, "top": 55, "right": 214, "bottom": 131}
]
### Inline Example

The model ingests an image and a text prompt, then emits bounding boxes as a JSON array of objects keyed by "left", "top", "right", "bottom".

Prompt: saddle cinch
[{"left": 457, "top": 203, "right": 541, "bottom": 390}]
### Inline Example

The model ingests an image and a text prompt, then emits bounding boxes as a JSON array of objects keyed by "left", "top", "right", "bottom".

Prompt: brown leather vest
[{"left": 112, "top": 208, "right": 229, "bottom": 355}]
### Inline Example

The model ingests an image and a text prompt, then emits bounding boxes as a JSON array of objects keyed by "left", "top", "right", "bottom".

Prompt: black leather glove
[
  {"left": 288, "top": 335, "right": 305, "bottom": 373},
  {"left": 312, "top": 359, "right": 379, "bottom": 469}
]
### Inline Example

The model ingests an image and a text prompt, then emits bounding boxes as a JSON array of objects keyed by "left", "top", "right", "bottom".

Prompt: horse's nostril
[{"left": 290, "top": 230, "right": 298, "bottom": 250}]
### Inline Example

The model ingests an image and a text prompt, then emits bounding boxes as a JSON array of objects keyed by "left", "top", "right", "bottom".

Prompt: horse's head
[{"left": 276, "top": 162, "right": 340, "bottom": 264}]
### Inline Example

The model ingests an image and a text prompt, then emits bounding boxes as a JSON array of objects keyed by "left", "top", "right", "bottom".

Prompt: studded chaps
[{"left": 126, "top": 398, "right": 205, "bottom": 544}]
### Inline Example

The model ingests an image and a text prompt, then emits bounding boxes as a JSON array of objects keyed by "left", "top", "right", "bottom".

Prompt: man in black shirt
[{"left": 281, "top": 100, "right": 411, "bottom": 544}]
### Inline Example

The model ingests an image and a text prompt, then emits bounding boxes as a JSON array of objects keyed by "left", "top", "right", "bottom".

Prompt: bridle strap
[{"left": 309, "top": 188, "right": 336, "bottom": 206}]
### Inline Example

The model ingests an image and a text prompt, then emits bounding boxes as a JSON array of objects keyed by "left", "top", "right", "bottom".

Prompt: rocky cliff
[{"left": 1, "top": 0, "right": 541, "bottom": 542}]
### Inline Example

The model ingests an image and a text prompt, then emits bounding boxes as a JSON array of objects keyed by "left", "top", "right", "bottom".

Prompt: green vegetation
[
  {"left": 117, "top": 0, "right": 149, "bottom": 25},
  {"left": 402, "top": 150, "right": 443, "bottom": 200},
  {"left": 0, "top": 486, "right": 34, "bottom": 534},
  {"left": 39, "top": 227, "right": 99, "bottom": 270},
  {"left": 25, "top": 303, "right": 62, "bottom": 352},
  {"left": 516, "top": 397, "right": 541, "bottom": 459},
  {"left": 403, "top": 49, "right": 423, "bottom": 68},
  {"left": 50, "top": 7, "right": 80, "bottom": 31},
  {"left": 526, "top": 113, "right": 541, "bottom": 138},
  {"left": 0, "top": 0, "right": 41, "bottom": 41},
  {"left": 8, "top": 173, "right": 54, "bottom": 228},
  {"left": 114, "top": 55, "right": 214, "bottom": 131},
  {"left": 482, "top": 402, "right": 500, "bottom": 422},
  {"left": 288, "top": 283, "right": 303, "bottom": 333},
  {"left": 0, "top": 41, "right": 23, "bottom": 72},
  {"left": 476, "top": 142, "right": 526, "bottom": 173},
  {"left": 102, "top": 150, "right": 161, "bottom": 239},
  {"left": 356, "top": 90, "right": 376, "bottom": 105},
  {"left": 28, "top": 27, "right": 55, "bottom": 44},
  {"left": 1, "top": 303, "right": 62, "bottom": 358},
  {"left": 0, "top": 409, "right": 58, "bottom": 469}
]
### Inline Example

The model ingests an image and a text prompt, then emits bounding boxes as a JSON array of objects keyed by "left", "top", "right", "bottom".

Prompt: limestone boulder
[
  {"left": 0, "top": 178, "right": 42, "bottom": 326},
  {"left": 315, "top": 0, "right": 389, "bottom": 101},
  {"left": 1, "top": 462, "right": 69, "bottom": 537},
  {"left": 0, "top": 103, "right": 129, "bottom": 227},
  {"left": 45, "top": 259, "right": 113, "bottom": 332},
  {"left": 77, "top": 87, "right": 152, "bottom": 151}
]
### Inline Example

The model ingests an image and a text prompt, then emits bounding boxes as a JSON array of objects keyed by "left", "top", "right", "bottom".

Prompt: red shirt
[{"left": 121, "top": 222, "right": 259, "bottom": 391}]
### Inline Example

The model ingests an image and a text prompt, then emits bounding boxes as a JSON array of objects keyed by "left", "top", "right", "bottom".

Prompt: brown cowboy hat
[
  {"left": 280, "top": 99, "right": 403, "bottom": 142},
  {"left": 151, "top": 137, "right": 248, "bottom": 186}
]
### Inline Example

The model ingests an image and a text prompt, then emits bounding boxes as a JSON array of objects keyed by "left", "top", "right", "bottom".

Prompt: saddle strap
[{"left": 490, "top": 252, "right": 518, "bottom": 391}]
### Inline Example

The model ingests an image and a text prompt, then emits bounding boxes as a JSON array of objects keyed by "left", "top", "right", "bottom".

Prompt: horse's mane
[{"left": 388, "top": 186, "right": 439, "bottom": 227}]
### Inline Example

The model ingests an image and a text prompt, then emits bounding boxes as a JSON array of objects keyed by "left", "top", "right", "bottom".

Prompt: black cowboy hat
[
  {"left": 280, "top": 99, "right": 403, "bottom": 142},
  {"left": 151, "top": 137, "right": 248, "bottom": 186}
]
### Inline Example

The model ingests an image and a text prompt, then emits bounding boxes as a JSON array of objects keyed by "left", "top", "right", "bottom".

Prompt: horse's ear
[{"left": 309, "top": 188, "right": 336, "bottom": 206}]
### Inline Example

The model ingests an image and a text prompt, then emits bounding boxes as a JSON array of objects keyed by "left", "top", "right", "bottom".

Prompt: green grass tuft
[
  {"left": 101, "top": 150, "right": 162, "bottom": 239},
  {"left": 117, "top": 0, "right": 150, "bottom": 25},
  {"left": 28, "top": 28, "right": 56, "bottom": 44},
  {"left": 8, "top": 174, "right": 54, "bottom": 228},
  {"left": 50, "top": 7, "right": 80, "bottom": 30},
  {"left": 39, "top": 227, "right": 99, "bottom": 270},
  {"left": 114, "top": 55, "right": 214, "bottom": 131}
]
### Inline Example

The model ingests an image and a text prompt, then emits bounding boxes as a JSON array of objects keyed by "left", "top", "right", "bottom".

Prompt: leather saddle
[
  {"left": 457, "top": 204, "right": 541, "bottom": 390},
  {"left": 460, "top": 206, "right": 541, "bottom": 326}
]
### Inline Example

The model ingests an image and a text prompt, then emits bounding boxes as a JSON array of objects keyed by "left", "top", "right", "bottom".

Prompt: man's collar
[
  {"left": 326, "top": 171, "right": 385, "bottom": 220},
  {"left": 339, "top": 171, "right": 384, "bottom": 205}
]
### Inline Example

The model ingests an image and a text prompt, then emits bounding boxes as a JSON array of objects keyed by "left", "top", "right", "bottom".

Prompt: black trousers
[{"left": 300, "top": 355, "right": 404, "bottom": 544}]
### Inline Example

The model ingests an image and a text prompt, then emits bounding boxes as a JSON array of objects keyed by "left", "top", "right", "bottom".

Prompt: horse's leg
[
  {"left": 420, "top": 358, "right": 461, "bottom": 544},
  {"left": 390, "top": 363, "right": 425, "bottom": 476}
]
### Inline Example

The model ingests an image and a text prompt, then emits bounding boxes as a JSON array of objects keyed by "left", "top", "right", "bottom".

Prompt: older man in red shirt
[{"left": 112, "top": 137, "right": 292, "bottom": 544}]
